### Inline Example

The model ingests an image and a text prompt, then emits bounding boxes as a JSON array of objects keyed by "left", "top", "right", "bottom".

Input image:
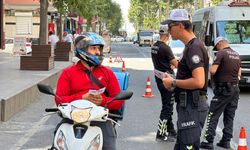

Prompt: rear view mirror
[
  {"left": 105, "top": 91, "right": 133, "bottom": 108},
  {"left": 37, "top": 84, "right": 55, "bottom": 96},
  {"left": 205, "top": 35, "right": 213, "bottom": 46},
  {"left": 114, "top": 91, "right": 133, "bottom": 100}
]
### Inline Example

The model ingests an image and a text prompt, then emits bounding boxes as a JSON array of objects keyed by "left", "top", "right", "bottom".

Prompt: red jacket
[{"left": 55, "top": 61, "right": 123, "bottom": 110}]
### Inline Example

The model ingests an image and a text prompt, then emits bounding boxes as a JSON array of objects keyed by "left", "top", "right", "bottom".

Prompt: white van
[
  {"left": 192, "top": 1, "right": 250, "bottom": 87},
  {"left": 137, "top": 30, "right": 154, "bottom": 47}
]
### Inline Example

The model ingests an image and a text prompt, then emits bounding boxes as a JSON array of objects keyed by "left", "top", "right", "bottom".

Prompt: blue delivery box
[
  {"left": 114, "top": 72, "right": 129, "bottom": 91},
  {"left": 113, "top": 71, "right": 130, "bottom": 120}
]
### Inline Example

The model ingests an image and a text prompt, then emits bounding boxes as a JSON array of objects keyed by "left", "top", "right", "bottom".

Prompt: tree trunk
[
  {"left": 39, "top": 0, "right": 49, "bottom": 45},
  {"left": 166, "top": 0, "right": 170, "bottom": 18},
  {"left": 58, "top": 14, "right": 63, "bottom": 41}
]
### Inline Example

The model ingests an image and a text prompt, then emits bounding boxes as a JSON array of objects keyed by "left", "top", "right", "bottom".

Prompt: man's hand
[
  {"left": 162, "top": 73, "right": 174, "bottom": 91},
  {"left": 82, "top": 93, "right": 102, "bottom": 106},
  {"left": 90, "top": 94, "right": 102, "bottom": 106}
]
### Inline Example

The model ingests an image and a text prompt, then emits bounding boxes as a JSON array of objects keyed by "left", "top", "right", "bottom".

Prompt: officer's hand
[
  {"left": 162, "top": 73, "right": 173, "bottom": 91},
  {"left": 170, "top": 64, "right": 176, "bottom": 70}
]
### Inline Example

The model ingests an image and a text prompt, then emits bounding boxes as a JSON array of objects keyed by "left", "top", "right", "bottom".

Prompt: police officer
[
  {"left": 161, "top": 9, "right": 209, "bottom": 150},
  {"left": 151, "top": 24, "right": 178, "bottom": 141},
  {"left": 200, "top": 37, "right": 241, "bottom": 149}
]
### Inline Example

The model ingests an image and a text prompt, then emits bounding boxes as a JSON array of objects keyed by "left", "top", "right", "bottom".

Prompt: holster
[
  {"left": 192, "top": 90, "right": 207, "bottom": 107},
  {"left": 214, "top": 82, "right": 234, "bottom": 96},
  {"left": 179, "top": 92, "right": 187, "bottom": 108},
  {"left": 176, "top": 90, "right": 207, "bottom": 108}
]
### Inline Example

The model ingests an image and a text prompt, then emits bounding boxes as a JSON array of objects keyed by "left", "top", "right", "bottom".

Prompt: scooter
[{"left": 37, "top": 84, "right": 133, "bottom": 150}]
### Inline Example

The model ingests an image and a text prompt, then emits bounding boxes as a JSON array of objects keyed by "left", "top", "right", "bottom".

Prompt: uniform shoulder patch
[{"left": 192, "top": 55, "right": 200, "bottom": 64}]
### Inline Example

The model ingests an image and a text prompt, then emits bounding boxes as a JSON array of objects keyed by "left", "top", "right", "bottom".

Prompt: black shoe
[
  {"left": 216, "top": 140, "right": 231, "bottom": 149},
  {"left": 168, "top": 129, "right": 177, "bottom": 137},
  {"left": 200, "top": 141, "right": 214, "bottom": 149},
  {"left": 156, "top": 133, "right": 175, "bottom": 142}
]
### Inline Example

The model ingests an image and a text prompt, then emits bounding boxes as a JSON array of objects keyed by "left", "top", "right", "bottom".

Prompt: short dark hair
[
  {"left": 170, "top": 20, "right": 192, "bottom": 31},
  {"left": 181, "top": 20, "right": 192, "bottom": 31}
]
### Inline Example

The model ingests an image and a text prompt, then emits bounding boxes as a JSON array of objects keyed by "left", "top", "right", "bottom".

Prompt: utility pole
[{"left": 0, "top": 0, "right": 4, "bottom": 49}]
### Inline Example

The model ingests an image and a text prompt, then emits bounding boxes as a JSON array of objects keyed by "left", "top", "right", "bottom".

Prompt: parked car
[
  {"left": 111, "top": 36, "right": 125, "bottom": 42},
  {"left": 132, "top": 35, "right": 138, "bottom": 44},
  {"left": 25, "top": 38, "right": 32, "bottom": 54},
  {"left": 4, "top": 37, "right": 33, "bottom": 55},
  {"left": 168, "top": 39, "right": 185, "bottom": 60},
  {"left": 4, "top": 37, "right": 14, "bottom": 54},
  {"left": 153, "top": 33, "right": 160, "bottom": 44}
]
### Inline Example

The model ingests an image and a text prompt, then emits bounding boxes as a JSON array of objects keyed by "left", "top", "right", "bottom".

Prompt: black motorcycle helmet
[{"left": 74, "top": 32, "right": 105, "bottom": 67}]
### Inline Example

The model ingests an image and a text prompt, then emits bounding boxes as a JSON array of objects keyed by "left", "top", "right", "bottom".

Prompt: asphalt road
[{"left": 0, "top": 42, "right": 249, "bottom": 150}]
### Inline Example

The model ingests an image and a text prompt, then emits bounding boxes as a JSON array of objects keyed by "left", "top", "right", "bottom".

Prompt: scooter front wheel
[{"left": 48, "top": 147, "right": 58, "bottom": 150}]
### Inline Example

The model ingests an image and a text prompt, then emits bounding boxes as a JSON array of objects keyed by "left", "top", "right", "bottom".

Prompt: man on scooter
[{"left": 55, "top": 32, "right": 123, "bottom": 150}]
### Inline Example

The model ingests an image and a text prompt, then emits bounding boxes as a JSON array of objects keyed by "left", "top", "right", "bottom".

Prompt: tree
[
  {"left": 50, "top": 0, "right": 122, "bottom": 36},
  {"left": 39, "top": 0, "right": 49, "bottom": 45},
  {"left": 52, "top": 0, "right": 70, "bottom": 41},
  {"left": 71, "top": 0, "right": 122, "bottom": 34},
  {"left": 128, "top": 0, "right": 143, "bottom": 31},
  {"left": 106, "top": 2, "right": 123, "bottom": 35},
  {"left": 128, "top": 0, "right": 195, "bottom": 32}
]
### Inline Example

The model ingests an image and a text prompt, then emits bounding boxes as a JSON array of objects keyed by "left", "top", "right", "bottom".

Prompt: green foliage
[
  {"left": 51, "top": 0, "right": 122, "bottom": 33},
  {"left": 211, "top": 0, "right": 223, "bottom": 5},
  {"left": 128, "top": 0, "right": 195, "bottom": 32},
  {"left": 53, "top": 0, "right": 69, "bottom": 15},
  {"left": 106, "top": 2, "right": 123, "bottom": 35}
]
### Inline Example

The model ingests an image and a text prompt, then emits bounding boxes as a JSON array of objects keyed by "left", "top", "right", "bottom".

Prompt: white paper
[
  {"left": 89, "top": 87, "right": 106, "bottom": 95},
  {"left": 154, "top": 69, "right": 167, "bottom": 80},
  {"left": 154, "top": 69, "right": 175, "bottom": 80}
]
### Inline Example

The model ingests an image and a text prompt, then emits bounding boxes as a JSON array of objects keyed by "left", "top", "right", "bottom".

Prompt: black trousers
[
  {"left": 174, "top": 95, "right": 209, "bottom": 150},
  {"left": 155, "top": 77, "right": 175, "bottom": 131},
  {"left": 204, "top": 85, "right": 239, "bottom": 143}
]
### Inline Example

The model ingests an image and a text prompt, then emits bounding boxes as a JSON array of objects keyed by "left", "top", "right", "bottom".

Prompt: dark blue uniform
[
  {"left": 151, "top": 40, "right": 176, "bottom": 140},
  {"left": 202, "top": 47, "right": 240, "bottom": 148},
  {"left": 174, "top": 38, "right": 209, "bottom": 150}
]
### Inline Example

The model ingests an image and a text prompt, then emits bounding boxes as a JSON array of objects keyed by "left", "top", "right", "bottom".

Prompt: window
[
  {"left": 15, "top": 12, "right": 32, "bottom": 35},
  {"left": 5, "top": 10, "right": 15, "bottom": 16},
  {"left": 5, "top": 39, "right": 14, "bottom": 44},
  {"left": 139, "top": 31, "right": 153, "bottom": 36},
  {"left": 193, "top": 21, "right": 202, "bottom": 39},
  {"left": 217, "top": 21, "right": 250, "bottom": 44}
]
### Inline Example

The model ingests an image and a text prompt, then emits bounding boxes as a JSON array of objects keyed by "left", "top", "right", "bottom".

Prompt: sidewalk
[{"left": 0, "top": 52, "right": 72, "bottom": 121}]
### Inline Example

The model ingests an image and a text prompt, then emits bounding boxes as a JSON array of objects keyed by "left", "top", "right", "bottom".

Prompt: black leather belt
[
  {"left": 175, "top": 90, "right": 207, "bottom": 102},
  {"left": 216, "top": 82, "right": 238, "bottom": 87}
]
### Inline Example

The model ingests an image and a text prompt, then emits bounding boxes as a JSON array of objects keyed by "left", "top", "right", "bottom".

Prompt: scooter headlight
[
  {"left": 71, "top": 107, "right": 92, "bottom": 123},
  {"left": 57, "top": 131, "right": 68, "bottom": 150},
  {"left": 87, "top": 134, "right": 101, "bottom": 150}
]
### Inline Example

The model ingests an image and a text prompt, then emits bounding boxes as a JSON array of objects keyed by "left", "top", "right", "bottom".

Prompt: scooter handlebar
[
  {"left": 45, "top": 108, "right": 58, "bottom": 112},
  {"left": 108, "top": 113, "right": 123, "bottom": 120}
]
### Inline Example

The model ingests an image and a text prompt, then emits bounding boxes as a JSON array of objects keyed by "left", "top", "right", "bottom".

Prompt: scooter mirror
[
  {"left": 105, "top": 91, "right": 133, "bottom": 108},
  {"left": 37, "top": 84, "right": 55, "bottom": 96},
  {"left": 114, "top": 91, "right": 133, "bottom": 100}
]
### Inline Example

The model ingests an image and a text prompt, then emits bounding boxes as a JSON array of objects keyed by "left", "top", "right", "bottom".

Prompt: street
[{"left": 0, "top": 42, "right": 250, "bottom": 150}]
